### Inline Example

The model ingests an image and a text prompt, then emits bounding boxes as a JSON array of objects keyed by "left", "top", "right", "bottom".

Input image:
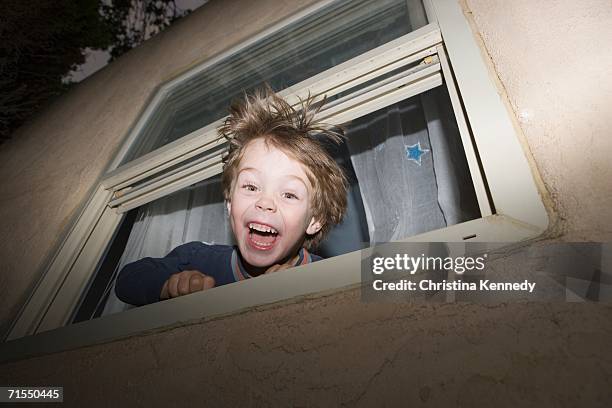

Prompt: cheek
[
  {"left": 229, "top": 193, "right": 249, "bottom": 217},
  {"left": 283, "top": 204, "right": 311, "bottom": 232}
]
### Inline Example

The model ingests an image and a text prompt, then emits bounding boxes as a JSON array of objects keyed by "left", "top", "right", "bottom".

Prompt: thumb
[
  {"left": 202, "top": 275, "right": 215, "bottom": 290},
  {"left": 189, "top": 273, "right": 215, "bottom": 292}
]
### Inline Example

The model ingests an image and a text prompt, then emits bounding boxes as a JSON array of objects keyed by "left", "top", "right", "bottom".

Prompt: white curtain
[{"left": 345, "top": 86, "right": 479, "bottom": 243}]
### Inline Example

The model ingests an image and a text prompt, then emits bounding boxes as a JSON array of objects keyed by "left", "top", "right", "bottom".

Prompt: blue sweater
[{"left": 115, "top": 241, "right": 320, "bottom": 306}]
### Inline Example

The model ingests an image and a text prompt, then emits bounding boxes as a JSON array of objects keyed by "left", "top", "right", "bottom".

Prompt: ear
[{"left": 306, "top": 217, "right": 323, "bottom": 235}]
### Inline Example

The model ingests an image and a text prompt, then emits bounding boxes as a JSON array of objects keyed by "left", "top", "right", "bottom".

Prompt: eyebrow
[{"left": 237, "top": 167, "right": 309, "bottom": 190}]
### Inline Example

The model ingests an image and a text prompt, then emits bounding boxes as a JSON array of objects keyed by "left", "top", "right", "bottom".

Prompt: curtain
[
  {"left": 422, "top": 86, "right": 480, "bottom": 225},
  {"left": 345, "top": 86, "right": 480, "bottom": 243}
]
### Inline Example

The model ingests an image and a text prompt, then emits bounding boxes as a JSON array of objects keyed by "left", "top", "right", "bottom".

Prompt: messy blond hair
[{"left": 219, "top": 87, "right": 348, "bottom": 250}]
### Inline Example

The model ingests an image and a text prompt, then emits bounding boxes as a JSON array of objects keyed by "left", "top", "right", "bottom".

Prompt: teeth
[
  {"left": 248, "top": 222, "right": 278, "bottom": 234},
  {"left": 251, "top": 240, "right": 272, "bottom": 247}
]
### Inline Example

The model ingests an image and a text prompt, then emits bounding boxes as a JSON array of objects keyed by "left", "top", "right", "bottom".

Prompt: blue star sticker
[{"left": 406, "top": 142, "right": 429, "bottom": 166}]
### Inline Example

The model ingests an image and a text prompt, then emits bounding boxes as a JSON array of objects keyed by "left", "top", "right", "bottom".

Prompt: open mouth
[{"left": 247, "top": 222, "right": 279, "bottom": 250}]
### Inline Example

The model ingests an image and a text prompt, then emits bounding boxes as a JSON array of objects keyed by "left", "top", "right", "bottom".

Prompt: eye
[
  {"left": 282, "top": 192, "right": 299, "bottom": 200},
  {"left": 242, "top": 183, "right": 258, "bottom": 192}
]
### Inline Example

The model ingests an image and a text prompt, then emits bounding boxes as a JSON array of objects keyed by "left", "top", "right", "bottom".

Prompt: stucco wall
[
  {"left": 463, "top": 0, "right": 612, "bottom": 240},
  {"left": 1, "top": 288, "right": 611, "bottom": 407},
  {"left": 1, "top": 0, "right": 612, "bottom": 405}
]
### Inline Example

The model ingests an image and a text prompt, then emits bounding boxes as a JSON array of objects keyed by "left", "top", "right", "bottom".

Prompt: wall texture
[
  {"left": 1, "top": 0, "right": 611, "bottom": 406},
  {"left": 464, "top": 0, "right": 612, "bottom": 240},
  {"left": 1, "top": 289, "right": 611, "bottom": 407}
]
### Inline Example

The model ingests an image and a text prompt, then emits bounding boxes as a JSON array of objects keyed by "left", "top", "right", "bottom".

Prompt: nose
[{"left": 255, "top": 194, "right": 277, "bottom": 213}]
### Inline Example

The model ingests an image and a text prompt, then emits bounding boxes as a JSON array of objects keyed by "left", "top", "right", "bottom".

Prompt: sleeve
[{"left": 115, "top": 242, "right": 201, "bottom": 306}]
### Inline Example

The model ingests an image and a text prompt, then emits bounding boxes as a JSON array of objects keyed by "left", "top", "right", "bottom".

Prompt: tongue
[{"left": 251, "top": 231, "right": 276, "bottom": 245}]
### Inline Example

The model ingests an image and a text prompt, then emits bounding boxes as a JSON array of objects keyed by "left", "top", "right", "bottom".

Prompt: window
[
  {"left": 75, "top": 83, "right": 482, "bottom": 320},
  {"left": 4, "top": 0, "right": 548, "bottom": 357}
]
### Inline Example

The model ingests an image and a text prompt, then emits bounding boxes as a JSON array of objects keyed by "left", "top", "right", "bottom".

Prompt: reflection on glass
[{"left": 123, "top": 0, "right": 427, "bottom": 163}]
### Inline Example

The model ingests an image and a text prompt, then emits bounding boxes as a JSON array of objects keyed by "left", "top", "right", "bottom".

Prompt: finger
[
  {"left": 178, "top": 273, "right": 192, "bottom": 295},
  {"left": 168, "top": 274, "right": 180, "bottom": 298},
  {"left": 202, "top": 275, "right": 215, "bottom": 289},
  {"left": 189, "top": 273, "right": 205, "bottom": 292},
  {"left": 160, "top": 280, "right": 170, "bottom": 299}
]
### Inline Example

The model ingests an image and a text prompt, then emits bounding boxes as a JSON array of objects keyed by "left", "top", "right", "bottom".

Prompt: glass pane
[{"left": 123, "top": 0, "right": 427, "bottom": 163}]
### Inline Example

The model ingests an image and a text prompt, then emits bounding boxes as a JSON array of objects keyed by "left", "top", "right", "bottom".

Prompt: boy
[{"left": 115, "top": 89, "right": 348, "bottom": 306}]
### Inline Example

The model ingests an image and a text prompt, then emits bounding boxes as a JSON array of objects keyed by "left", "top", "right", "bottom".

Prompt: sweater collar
[{"left": 231, "top": 247, "right": 312, "bottom": 281}]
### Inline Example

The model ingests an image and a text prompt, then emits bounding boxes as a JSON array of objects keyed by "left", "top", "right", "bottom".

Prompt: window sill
[{"left": 0, "top": 214, "right": 545, "bottom": 364}]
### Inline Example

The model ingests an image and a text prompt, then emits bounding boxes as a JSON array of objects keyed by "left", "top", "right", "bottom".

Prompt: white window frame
[{"left": 1, "top": 0, "right": 548, "bottom": 361}]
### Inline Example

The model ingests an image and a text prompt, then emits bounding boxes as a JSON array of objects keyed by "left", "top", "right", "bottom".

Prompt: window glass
[{"left": 122, "top": 0, "right": 427, "bottom": 163}]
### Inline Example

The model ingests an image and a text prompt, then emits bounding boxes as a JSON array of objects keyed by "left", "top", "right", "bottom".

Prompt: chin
[{"left": 240, "top": 245, "right": 284, "bottom": 267}]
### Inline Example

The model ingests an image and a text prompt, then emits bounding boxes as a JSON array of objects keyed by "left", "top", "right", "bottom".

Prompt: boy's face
[{"left": 227, "top": 139, "right": 321, "bottom": 268}]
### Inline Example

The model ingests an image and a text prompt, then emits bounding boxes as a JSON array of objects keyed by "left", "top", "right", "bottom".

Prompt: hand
[
  {"left": 264, "top": 254, "right": 300, "bottom": 275},
  {"left": 160, "top": 270, "right": 215, "bottom": 300}
]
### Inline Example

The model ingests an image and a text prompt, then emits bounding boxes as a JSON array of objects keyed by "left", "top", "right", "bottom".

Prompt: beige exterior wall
[
  {"left": 1, "top": 0, "right": 611, "bottom": 405},
  {"left": 464, "top": 0, "right": 612, "bottom": 240}
]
